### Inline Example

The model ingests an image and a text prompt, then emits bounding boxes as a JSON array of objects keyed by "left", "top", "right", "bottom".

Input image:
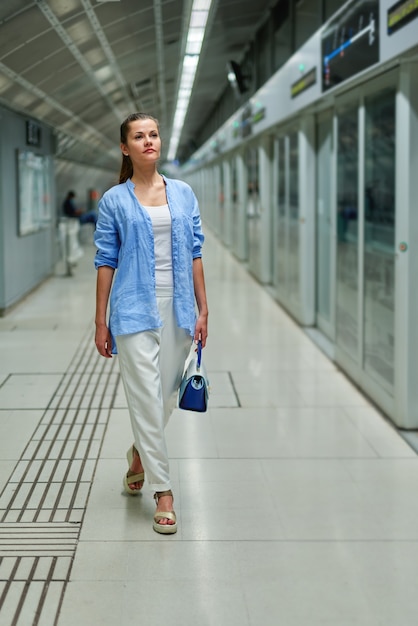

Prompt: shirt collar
[{"left": 126, "top": 174, "right": 167, "bottom": 189}]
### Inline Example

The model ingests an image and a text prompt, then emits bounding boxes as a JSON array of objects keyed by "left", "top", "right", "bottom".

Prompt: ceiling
[{"left": 0, "top": 0, "right": 273, "bottom": 170}]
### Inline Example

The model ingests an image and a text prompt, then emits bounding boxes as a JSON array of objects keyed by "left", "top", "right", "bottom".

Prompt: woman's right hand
[{"left": 95, "top": 323, "right": 113, "bottom": 358}]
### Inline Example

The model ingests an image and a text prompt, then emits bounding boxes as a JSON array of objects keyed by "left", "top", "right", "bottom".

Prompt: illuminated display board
[
  {"left": 387, "top": 0, "right": 418, "bottom": 34},
  {"left": 291, "top": 68, "right": 317, "bottom": 98},
  {"left": 232, "top": 103, "right": 266, "bottom": 138},
  {"left": 322, "top": 0, "right": 379, "bottom": 92}
]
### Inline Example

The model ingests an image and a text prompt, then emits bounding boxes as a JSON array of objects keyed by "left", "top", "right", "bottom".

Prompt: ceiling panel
[
  {"left": 3, "top": 34, "right": 67, "bottom": 75},
  {"left": 0, "top": 0, "right": 273, "bottom": 166},
  {"left": 48, "top": 0, "right": 82, "bottom": 20},
  {"left": 38, "top": 58, "right": 83, "bottom": 92},
  {"left": 0, "top": 7, "right": 51, "bottom": 58}
]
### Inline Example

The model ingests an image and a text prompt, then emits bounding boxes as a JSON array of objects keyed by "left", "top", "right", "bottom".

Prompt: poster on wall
[{"left": 17, "top": 150, "right": 52, "bottom": 236}]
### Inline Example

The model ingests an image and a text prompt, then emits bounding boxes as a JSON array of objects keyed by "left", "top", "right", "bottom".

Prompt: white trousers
[{"left": 116, "top": 292, "right": 192, "bottom": 492}]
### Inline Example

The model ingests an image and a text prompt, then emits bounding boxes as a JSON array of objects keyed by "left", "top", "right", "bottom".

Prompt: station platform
[{"left": 1, "top": 229, "right": 418, "bottom": 626}]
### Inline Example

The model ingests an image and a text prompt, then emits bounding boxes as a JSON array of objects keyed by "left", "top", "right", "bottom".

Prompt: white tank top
[{"left": 142, "top": 204, "right": 173, "bottom": 290}]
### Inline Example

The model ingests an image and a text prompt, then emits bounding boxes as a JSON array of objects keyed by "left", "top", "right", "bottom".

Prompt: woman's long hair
[{"left": 119, "top": 112, "right": 160, "bottom": 184}]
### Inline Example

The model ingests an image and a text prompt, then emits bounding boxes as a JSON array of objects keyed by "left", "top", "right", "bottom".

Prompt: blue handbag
[{"left": 178, "top": 340, "right": 209, "bottom": 412}]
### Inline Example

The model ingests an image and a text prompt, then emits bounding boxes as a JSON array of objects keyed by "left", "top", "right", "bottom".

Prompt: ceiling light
[
  {"left": 187, "top": 28, "right": 205, "bottom": 44},
  {"left": 189, "top": 12, "right": 210, "bottom": 28},
  {"left": 167, "top": 0, "right": 213, "bottom": 161},
  {"left": 192, "top": 0, "right": 212, "bottom": 9},
  {"left": 186, "top": 41, "right": 201, "bottom": 54}
]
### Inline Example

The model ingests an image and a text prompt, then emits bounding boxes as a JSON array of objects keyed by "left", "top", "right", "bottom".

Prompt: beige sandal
[
  {"left": 153, "top": 490, "right": 177, "bottom": 535},
  {"left": 123, "top": 445, "right": 145, "bottom": 495}
]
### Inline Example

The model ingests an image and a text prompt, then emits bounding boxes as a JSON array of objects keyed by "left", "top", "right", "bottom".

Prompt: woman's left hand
[{"left": 194, "top": 313, "right": 208, "bottom": 348}]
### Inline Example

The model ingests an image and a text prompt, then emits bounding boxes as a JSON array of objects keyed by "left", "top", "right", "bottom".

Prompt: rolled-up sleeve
[{"left": 94, "top": 194, "right": 120, "bottom": 269}]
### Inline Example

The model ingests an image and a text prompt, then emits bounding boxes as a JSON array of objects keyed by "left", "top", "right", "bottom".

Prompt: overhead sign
[
  {"left": 291, "top": 68, "right": 317, "bottom": 98},
  {"left": 387, "top": 0, "right": 418, "bottom": 34},
  {"left": 322, "top": 0, "right": 379, "bottom": 92}
]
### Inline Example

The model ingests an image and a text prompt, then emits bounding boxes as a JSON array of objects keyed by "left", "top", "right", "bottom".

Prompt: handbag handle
[{"left": 197, "top": 339, "right": 202, "bottom": 370}]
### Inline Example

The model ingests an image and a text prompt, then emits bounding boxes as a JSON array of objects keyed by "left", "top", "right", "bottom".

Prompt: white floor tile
[
  {"left": 59, "top": 579, "right": 250, "bottom": 626},
  {"left": 238, "top": 541, "right": 418, "bottom": 626},
  {"left": 0, "top": 460, "right": 17, "bottom": 491},
  {"left": 272, "top": 480, "right": 384, "bottom": 540},
  {"left": 342, "top": 406, "right": 416, "bottom": 457},
  {"left": 261, "top": 458, "right": 354, "bottom": 485},
  {"left": 71, "top": 540, "right": 240, "bottom": 582},
  {"left": 0, "top": 410, "right": 43, "bottom": 459},
  {"left": 165, "top": 410, "right": 219, "bottom": 458},
  {"left": 180, "top": 506, "right": 286, "bottom": 541},
  {"left": 178, "top": 458, "right": 265, "bottom": 483},
  {"left": 79, "top": 497, "right": 175, "bottom": 542}
]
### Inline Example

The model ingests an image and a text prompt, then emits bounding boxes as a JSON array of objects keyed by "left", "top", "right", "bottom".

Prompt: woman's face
[{"left": 121, "top": 118, "right": 161, "bottom": 166}]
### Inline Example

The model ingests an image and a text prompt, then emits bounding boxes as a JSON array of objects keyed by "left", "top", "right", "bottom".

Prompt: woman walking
[{"left": 94, "top": 113, "right": 208, "bottom": 534}]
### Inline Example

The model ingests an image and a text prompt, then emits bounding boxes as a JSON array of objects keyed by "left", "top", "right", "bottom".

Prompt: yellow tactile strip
[{"left": 0, "top": 329, "right": 118, "bottom": 625}]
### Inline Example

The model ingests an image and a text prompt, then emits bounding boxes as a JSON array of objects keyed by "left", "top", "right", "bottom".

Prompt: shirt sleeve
[
  {"left": 94, "top": 193, "right": 120, "bottom": 269},
  {"left": 190, "top": 188, "right": 205, "bottom": 259}
]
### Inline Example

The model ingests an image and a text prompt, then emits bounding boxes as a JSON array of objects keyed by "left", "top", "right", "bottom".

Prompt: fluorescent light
[
  {"left": 189, "top": 12, "right": 210, "bottom": 28},
  {"left": 187, "top": 28, "right": 205, "bottom": 43},
  {"left": 183, "top": 54, "right": 199, "bottom": 68},
  {"left": 192, "top": 0, "right": 212, "bottom": 9},
  {"left": 186, "top": 41, "right": 201, "bottom": 54},
  {"left": 168, "top": 0, "right": 213, "bottom": 161}
]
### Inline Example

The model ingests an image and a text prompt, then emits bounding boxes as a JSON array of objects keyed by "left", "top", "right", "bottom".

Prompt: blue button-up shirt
[{"left": 94, "top": 176, "right": 204, "bottom": 353}]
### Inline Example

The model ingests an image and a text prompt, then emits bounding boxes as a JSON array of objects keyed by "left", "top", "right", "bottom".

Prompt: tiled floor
[{"left": 1, "top": 231, "right": 418, "bottom": 625}]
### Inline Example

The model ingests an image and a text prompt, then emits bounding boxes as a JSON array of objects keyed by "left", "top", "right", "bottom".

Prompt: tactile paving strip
[
  {"left": 0, "top": 328, "right": 119, "bottom": 626},
  {"left": 0, "top": 524, "right": 78, "bottom": 556}
]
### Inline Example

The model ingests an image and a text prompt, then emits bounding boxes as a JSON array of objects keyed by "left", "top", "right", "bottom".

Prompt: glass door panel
[
  {"left": 246, "top": 147, "right": 261, "bottom": 277},
  {"left": 316, "top": 114, "right": 334, "bottom": 337},
  {"left": 274, "top": 130, "right": 301, "bottom": 313},
  {"left": 363, "top": 90, "right": 396, "bottom": 390},
  {"left": 275, "top": 138, "right": 287, "bottom": 290},
  {"left": 218, "top": 163, "right": 225, "bottom": 239},
  {"left": 336, "top": 108, "right": 359, "bottom": 361},
  {"left": 230, "top": 157, "right": 238, "bottom": 254},
  {"left": 288, "top": 132, "right": 300, "bottom": 307}
]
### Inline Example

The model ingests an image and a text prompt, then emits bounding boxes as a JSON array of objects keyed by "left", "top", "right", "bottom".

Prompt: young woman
[{"left": 94, "top": 113, "right": 208, "bottom": 534}]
